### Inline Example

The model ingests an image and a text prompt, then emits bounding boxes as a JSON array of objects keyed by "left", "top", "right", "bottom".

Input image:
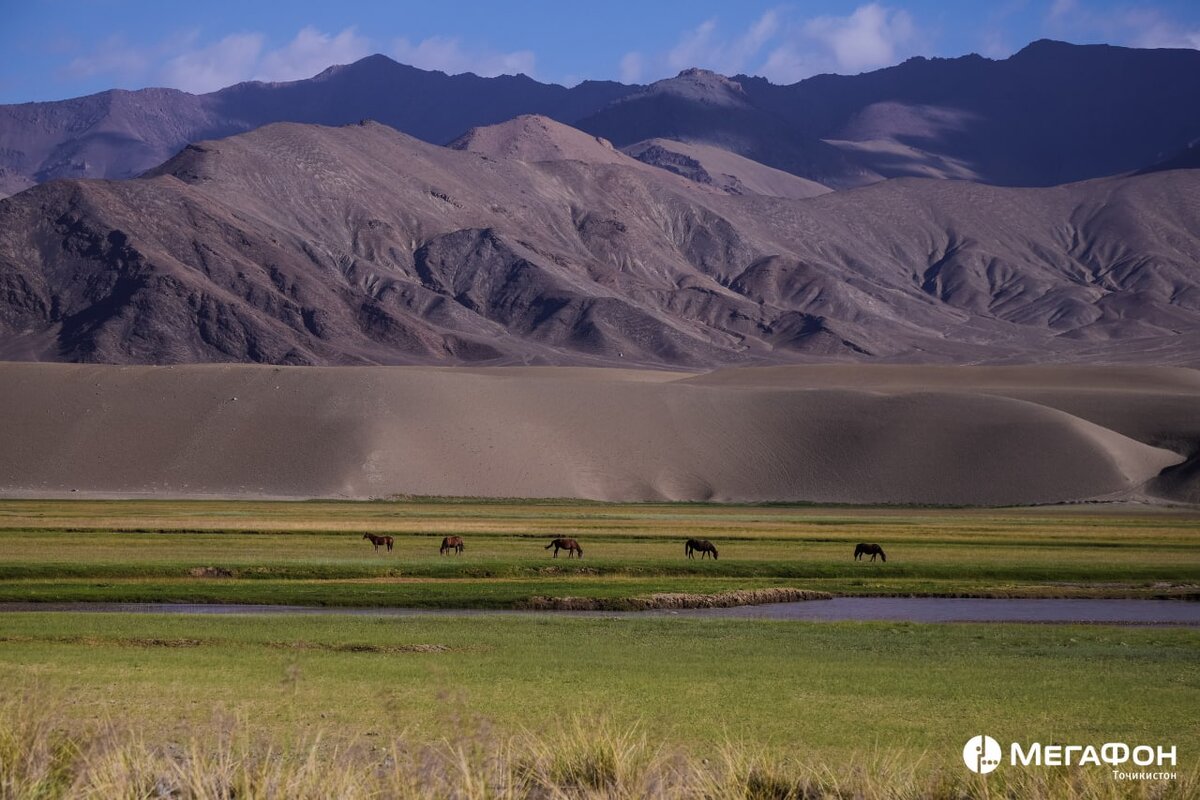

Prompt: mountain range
[
  {"left": 1, "top": 115, "right": 1197, "bottom": 367},
  {"left": 4, "top": 40, "right": 1200, "bottom": 199}
]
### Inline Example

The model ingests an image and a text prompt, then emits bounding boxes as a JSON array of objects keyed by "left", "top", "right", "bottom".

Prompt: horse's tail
[
  {"left": 545, "top": 542, "right": 554, "bottom": 549},
  {"left": 685, "top": 541, "right": 691, "bottom": 556}
]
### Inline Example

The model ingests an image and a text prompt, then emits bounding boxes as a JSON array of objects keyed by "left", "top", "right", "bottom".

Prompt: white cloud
[
  {"left": 628, "top": 5, "right": 927, "bottom": 86},
  {"left": 1044, "top": 1, "right": 1200, "bottom": 51},
  {"left": 618, "top": 52, "right": 644, "bottom": 84},
  {"left": 160, "top": 32, "right": 265, "bottom": 93},
  {"left": 802, "top": 4, "right": 917, "bottom": 72},
  {"left": 391, "top": 36, "right": 535, "bottom": 77},
  {"left": 61, "top": 35, "right": 150, "bottom": 81},
  {"left": 665, "top": 10, "right": 782, "bottom": 75},
  {"left": 760, "top": 44, "right": 828, "bottom": 83},
  {"left": 739, "top": 9, "right": 783, "bottom": 59},
  {"left": 1047, "top": 0, "right": 1078, "bottom": 23},
  {"left": 56, "top": 25, "right": 392, "bottom": 95},
  {"left": 256, "top": 26, "right": 372, "bottom": 83},
  {"left": 667, "top": 19, "right": 719, "bottom": 72},
  {"left": 1120, "top": 10, "right": 1200, "bottom": 49},
  {"left": 979, "top": 28, "right": 1016, "bottom": 59}
]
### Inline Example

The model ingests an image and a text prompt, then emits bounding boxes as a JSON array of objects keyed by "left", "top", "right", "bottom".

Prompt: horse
[
  {"left": 685, "top": 538, "right": 719, "bottom": 559},
  {"left": 545, "top": 537, "right": 583, "bottom": 558},
  {"left": 440, "top": 535, "right": 465, "bottom": 555},
  {"left": 363, "top": 533, "right": 394, "bottom": 552},
  {"left": 854, "top": 543, "right": 886, "bottom": 562}
]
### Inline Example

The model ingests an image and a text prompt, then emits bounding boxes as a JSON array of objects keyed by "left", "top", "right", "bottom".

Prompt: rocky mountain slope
[{"left": 0, "top": 117, "right": 1197, "bottom": 367}]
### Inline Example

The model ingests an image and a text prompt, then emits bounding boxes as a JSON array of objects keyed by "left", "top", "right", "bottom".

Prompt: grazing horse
[
  {"left": 545, "top": 537, "right": 583, "bottom": 559},
  {"left": 854, "top": 543, "right": 886, "bottom": 562},
  {"left": 440, "top": 535, "right": 465, "bottom": 555},
  {"left": 685, "top": 538, "right": 719, "bottom": 560},
  {"left": 363, "top": 533, "right": 394, "bottom": 552}
]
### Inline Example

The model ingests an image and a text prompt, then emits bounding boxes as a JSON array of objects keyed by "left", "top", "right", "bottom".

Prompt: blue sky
[{"left": 3, "top": 0, "right": 1200, "bottom": 103}]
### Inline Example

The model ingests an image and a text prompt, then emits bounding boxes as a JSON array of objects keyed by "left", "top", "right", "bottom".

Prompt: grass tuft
[{"left": 0, "top": 699, "right": 1195, "bottom": 799}]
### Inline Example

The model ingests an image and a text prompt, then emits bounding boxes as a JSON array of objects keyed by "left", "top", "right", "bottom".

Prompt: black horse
[
  {"left": 685, "top": 539, "right": 719, "bottom": 559},
  {"left": 854, "top": 543, "right": 886, "bottom": 562}
]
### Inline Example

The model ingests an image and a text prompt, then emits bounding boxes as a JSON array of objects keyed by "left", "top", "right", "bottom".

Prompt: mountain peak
[
  {"left": 639, "top": 68, "right": 748, "bottom": 107},
  {"left": 447, "top": 114, "right": 623, "bottom": 164}
]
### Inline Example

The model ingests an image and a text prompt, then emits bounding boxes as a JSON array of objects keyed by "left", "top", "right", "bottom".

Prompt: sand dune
[{"left": 0, "top": 363, "right": 1192, "bottom": 506}]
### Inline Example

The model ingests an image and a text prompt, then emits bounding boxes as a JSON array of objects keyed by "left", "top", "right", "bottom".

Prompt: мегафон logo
[
  {"left": 963, "top": 735, "right": 1002, "bottom": 774},
  {"left": 962, "top": 735, "right": 1178, "bottom": 781}
]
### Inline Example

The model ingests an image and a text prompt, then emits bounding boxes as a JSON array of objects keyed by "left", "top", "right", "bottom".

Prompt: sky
[{"left": 2, "top": 0, "right": 1200, "bottom": 103}]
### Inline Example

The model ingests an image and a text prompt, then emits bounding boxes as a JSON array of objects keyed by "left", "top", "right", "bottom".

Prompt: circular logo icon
[{"left": 963, "top": 735, "right": 1002, "bottom": 774}]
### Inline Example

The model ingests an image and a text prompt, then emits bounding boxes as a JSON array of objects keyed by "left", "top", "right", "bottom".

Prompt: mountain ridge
[
  {"left": 5, "top": 40, "right": 1200, "bottom": 198},
  {"left": 1, "top": 118, "right": 1197, "bottom": 368}
]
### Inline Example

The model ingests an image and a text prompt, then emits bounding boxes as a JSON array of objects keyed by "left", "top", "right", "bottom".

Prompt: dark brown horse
[
  {"left": 440, "top": 536, "right": 465, "bottom": 555},
  {"left": 854, "top": 543, "right": 886, "bottom": 562},
  {"left": 545, "top": 538, "right": 583, "bottom": 558},
  {"left": 685, "top": 538, "right": 719, "bottom": 559},
  {"left": 363, "top": 533, "right": 394, "bottom": 552}
]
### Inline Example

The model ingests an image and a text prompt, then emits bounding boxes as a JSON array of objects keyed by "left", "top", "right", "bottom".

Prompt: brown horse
[
  {"left": 854, "top": 543, "right": 886, "bottom": 562},
  {"left": 363, "top": 533, "right": 394, "bottom": 552},
  {"left": 440, "top": 536, "right": 465, "bottom": 555},
  {"left": 545, "top": 537, "right": 583, "bottom": 558},
  {"left": 685, "top": 538, "right": 719, "bottom": 559}
]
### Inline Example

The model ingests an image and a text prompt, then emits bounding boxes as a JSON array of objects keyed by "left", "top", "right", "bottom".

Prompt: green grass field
[
  {"left": 1, "top": 500, "right": 1197, "bottom": 796},
  {"left": 0, "top": 612, "right": 1197, "bottom": 796},
  {"left": 0, "top": 499, "right": 1196, "bottom": 605},
  {"left": 2, "top": 610, "right": 1196, "bottom": 753}
]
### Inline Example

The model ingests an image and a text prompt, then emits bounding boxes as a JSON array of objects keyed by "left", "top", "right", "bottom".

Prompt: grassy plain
[
  {"left": 1, "top": 500, "right": 1198, "bottom": 796},
  {"left": 1, "top": 613, "right": 1197, "bottom": 783},
  {"left": 0, "top": 499, "right": 1196, "bottom": 605}
]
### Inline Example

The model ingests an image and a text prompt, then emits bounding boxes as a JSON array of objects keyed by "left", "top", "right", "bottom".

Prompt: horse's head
[{"left": 879, "top": 549, "right": 886, "bottom": 562}]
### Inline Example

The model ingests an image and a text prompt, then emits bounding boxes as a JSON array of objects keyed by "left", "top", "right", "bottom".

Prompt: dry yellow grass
[{"left": 1, "top": 698, "right": 1194, "bottom": 799}]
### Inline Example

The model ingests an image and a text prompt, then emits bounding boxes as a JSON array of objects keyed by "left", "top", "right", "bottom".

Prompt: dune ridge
[{"left": 0, "top": 363, "right": 1192, "bottom": 506}]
